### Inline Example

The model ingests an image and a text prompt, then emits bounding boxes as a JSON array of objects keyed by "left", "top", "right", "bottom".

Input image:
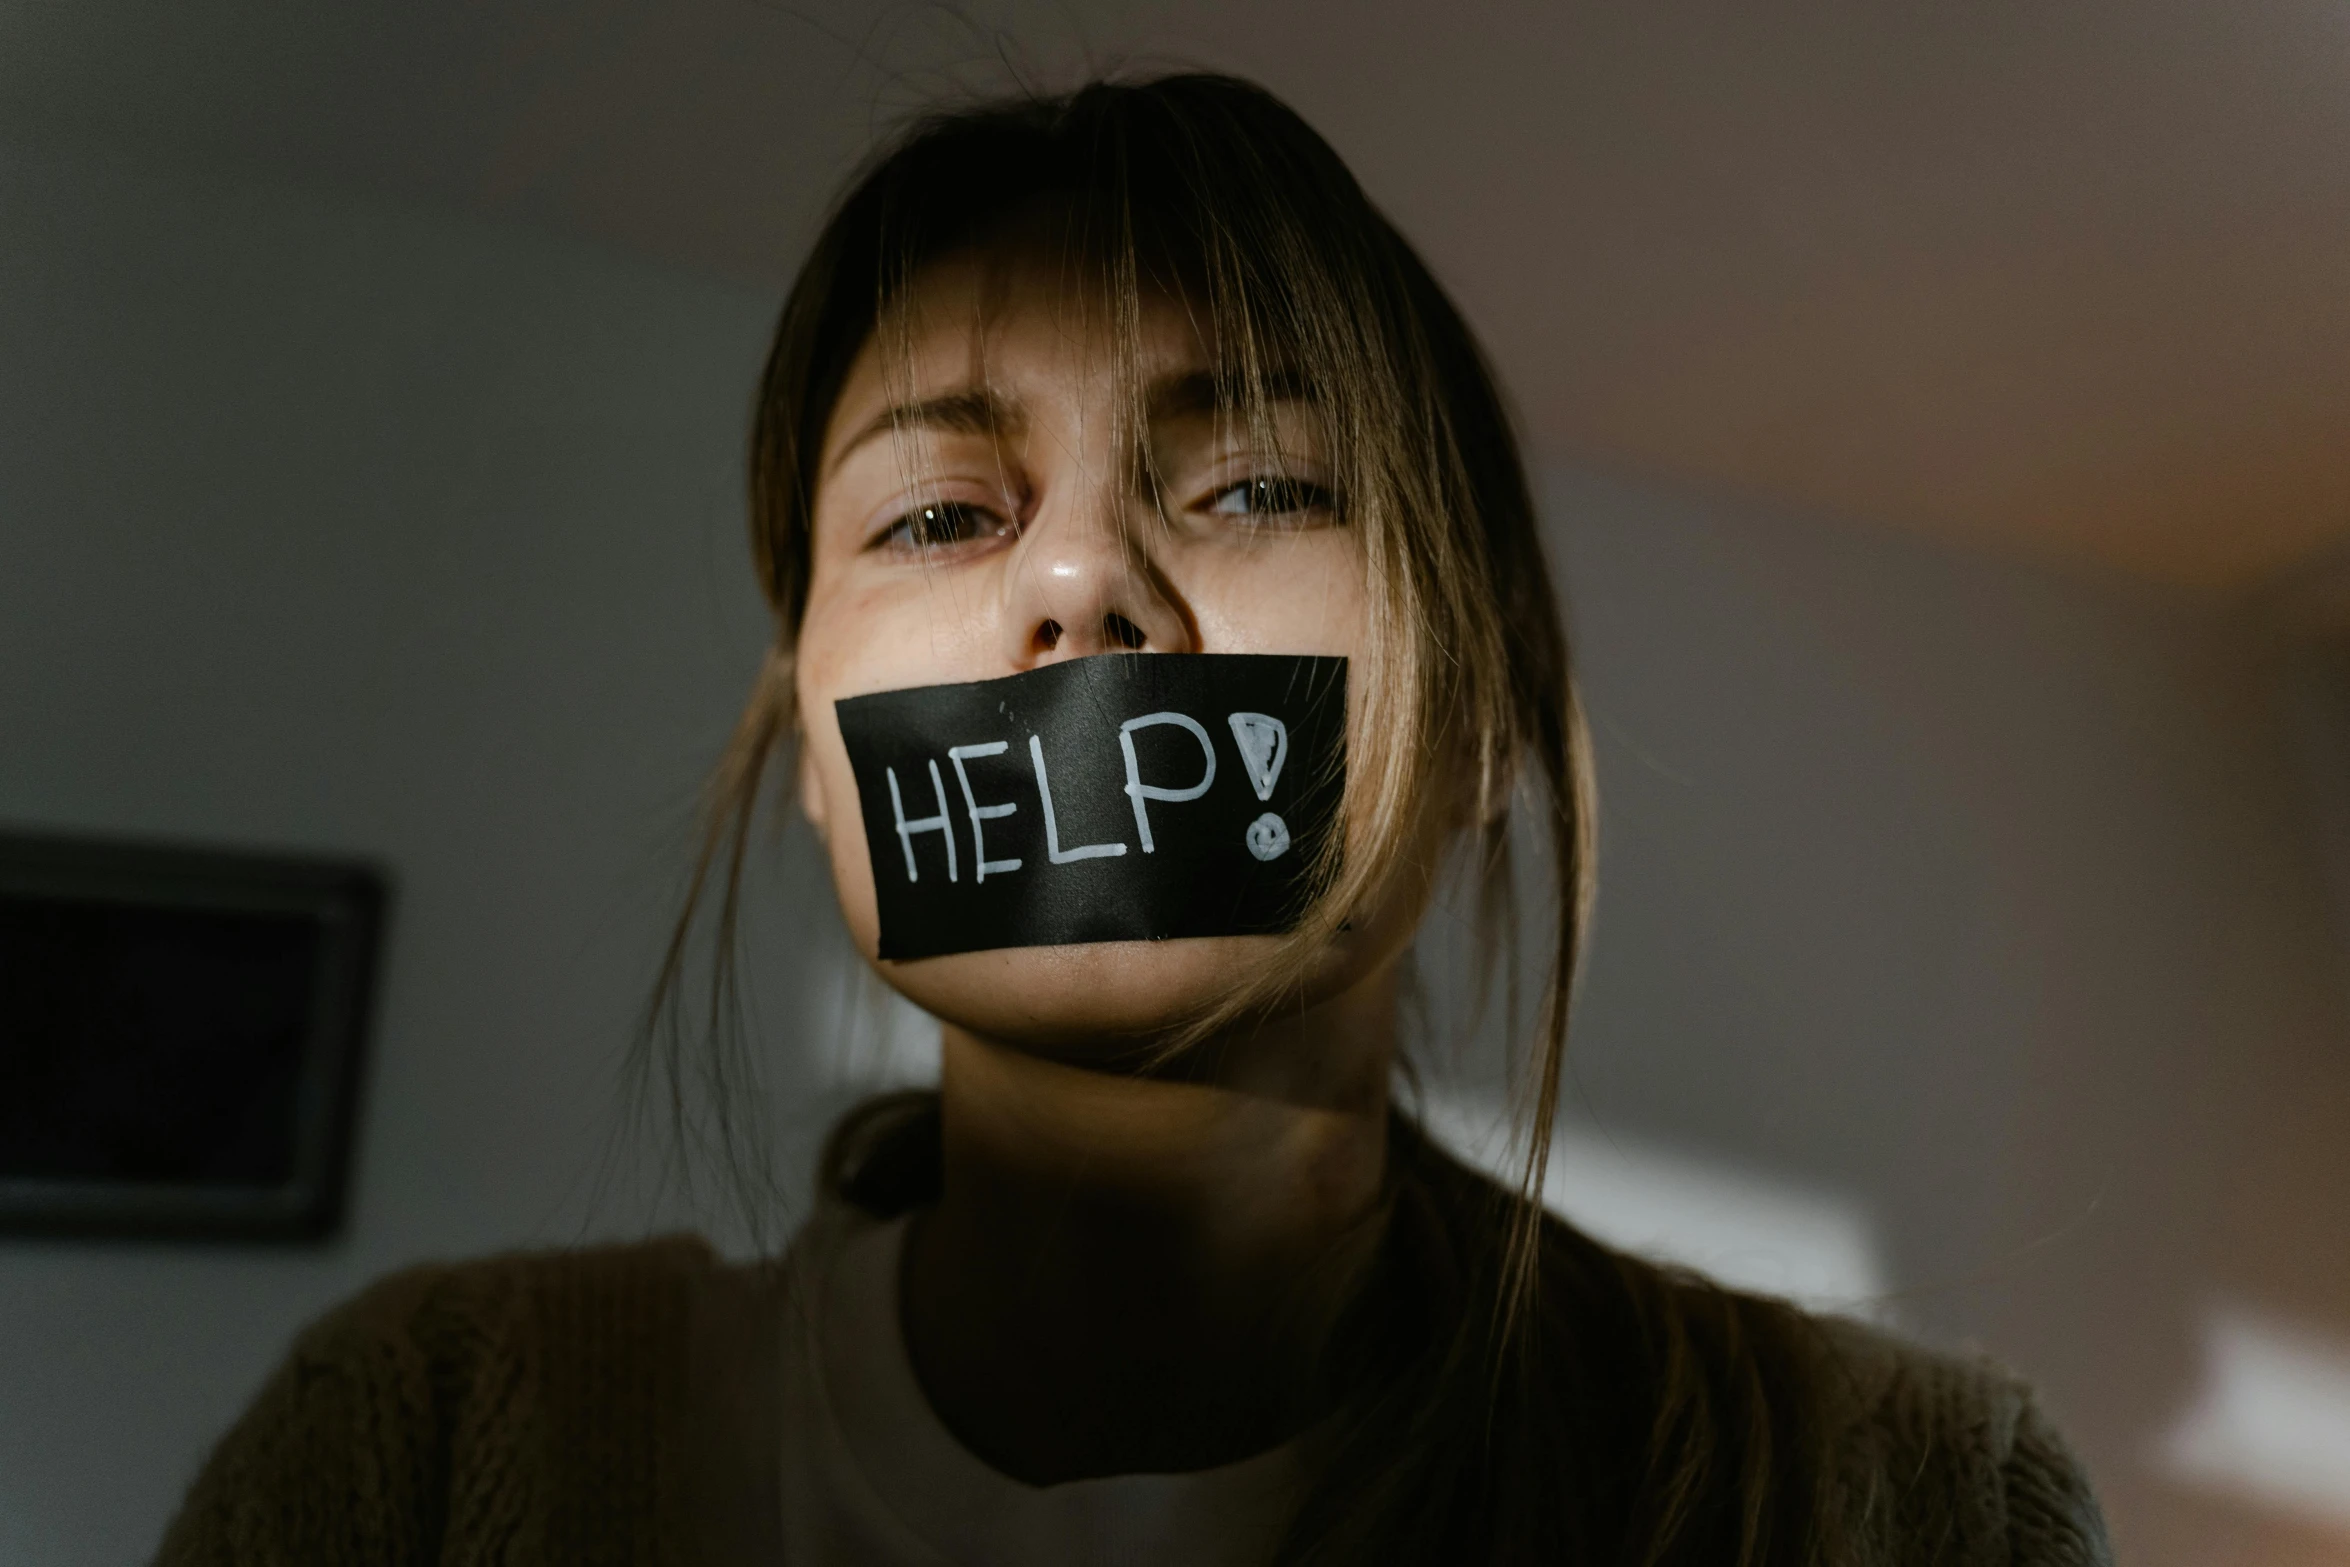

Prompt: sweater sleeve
[
  {"left": 152, "top": 1265, "right": 486, "bottom": 1567},
  {"left": 1811, "top": 1317, "right": 2117, "bottom": 1565},
  {"left": 2000, "top": 1393, "right": 2115, "bottom": 1567}
]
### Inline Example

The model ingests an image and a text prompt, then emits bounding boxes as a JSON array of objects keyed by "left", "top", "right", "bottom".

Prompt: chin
[
  {"left": 862, "top": 932, "right": 1388, "bottom": 1065},
  {"left": 879, "top": 937, "right": 1285, "bottom": 1052}
]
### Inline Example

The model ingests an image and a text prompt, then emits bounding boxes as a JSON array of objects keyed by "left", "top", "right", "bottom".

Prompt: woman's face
[{"left": 793, "top": 246, "right": 1433, "bottom": 1056}]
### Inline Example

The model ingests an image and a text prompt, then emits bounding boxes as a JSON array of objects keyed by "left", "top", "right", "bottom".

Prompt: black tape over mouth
[{"left": 835, "top": 653, "right": 1347, "bottom": 961}]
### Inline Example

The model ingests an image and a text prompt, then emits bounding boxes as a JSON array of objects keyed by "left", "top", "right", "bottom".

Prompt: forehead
[{"left": 833, "top": 246, "right": 1211, "bottom": 422}]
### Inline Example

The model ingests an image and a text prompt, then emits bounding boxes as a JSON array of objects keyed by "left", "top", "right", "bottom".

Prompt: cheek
[
  {"left": 792, "top": 590, "right": 894, "bottom": 957},
  {"left": 792, "top": 707, "right": 882, "bottom": 961},
  {"left": 793, "top": 567, "right": 1017, "bottom": 963},
  {"left": 1185, "top": 534, "right": 1365, "bottom": 656}
]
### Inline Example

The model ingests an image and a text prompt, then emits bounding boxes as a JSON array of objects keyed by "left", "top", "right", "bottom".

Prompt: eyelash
[
  {"left": 1202, "top": 475, "right": 1338, "bottom": 521},
  {"left": 871, "top": 500, "right": 1016, "bottom": 555},
  {"left": 867, "top": 472, "right": 1335, "bottom": 557}
]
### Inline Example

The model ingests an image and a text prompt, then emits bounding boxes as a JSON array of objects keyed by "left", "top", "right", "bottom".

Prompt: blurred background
[{"left": 3, "top": 2, "right": 2348, "bottom": 1561}]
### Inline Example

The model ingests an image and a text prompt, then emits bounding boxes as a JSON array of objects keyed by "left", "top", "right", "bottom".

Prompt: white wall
[
  {"left": 4, "top": 134, "right": 2348, "bottom": 1566},
  {"left": 1545, "top": 469, "right": 2350, "bottom": 1564},
  {"left": 0, "top": 136, "right": 805, "bottom": 1564}
]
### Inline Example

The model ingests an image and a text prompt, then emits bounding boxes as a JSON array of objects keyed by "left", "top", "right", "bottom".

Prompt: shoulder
[
  {"left": 156, "top": 1235, "right": 786, "bottom": 1567},
  {"left": 268, "top": 1233, "right": 755, "bottom": 1419},
  {"left": 1805, "top": 1314, "right": 2114, "bottom": 1566},
  {"left": 298, "top": 1232, "right": 731, "bottom": 1347},
  {"left": 1391, "top": 1120, "right": 2113, "bottom": 1564}
]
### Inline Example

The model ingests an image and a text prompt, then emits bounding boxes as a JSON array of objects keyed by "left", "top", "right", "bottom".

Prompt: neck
[{"left": 899, "top": 966, "right": 1398, "bottom": 1483}]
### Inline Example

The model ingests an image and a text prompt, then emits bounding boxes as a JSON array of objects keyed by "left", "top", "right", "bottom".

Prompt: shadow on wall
[{"left": 1525, "top": 467, "right": 2350, "bottom": 1561}]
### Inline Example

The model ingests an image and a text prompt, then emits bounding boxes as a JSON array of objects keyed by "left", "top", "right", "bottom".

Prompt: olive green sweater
[
  {"left": 155, "top": 1095, "right": 2114, "bottom": 1567},
  {"left": 157, "top": 1234, "right": 794, "bottom": 1567},
  {"left": 153, "top": 1227, "right": 2112, "bottom": 1566}
]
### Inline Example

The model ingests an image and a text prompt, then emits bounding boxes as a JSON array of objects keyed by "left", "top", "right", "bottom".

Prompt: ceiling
[{"left": 5, "top": 0, "right": 2345, "bottom": 596}]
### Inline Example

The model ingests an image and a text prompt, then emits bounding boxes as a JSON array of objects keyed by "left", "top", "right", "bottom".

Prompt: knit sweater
[
  {"left": 154, "top": 1102, "right": 2115, "bottom": 1567},
  {"left": 153, "top": 1232, "right": 2112, "bottom": 1566},
  {"left": 157, "top": 1233, "right": 794, "bottom": 1567}
]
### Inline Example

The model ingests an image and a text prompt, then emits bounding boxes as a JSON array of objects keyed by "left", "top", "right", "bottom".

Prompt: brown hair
[{"left": 649, "top": 73, "right": 1845, "bottom": 1566}]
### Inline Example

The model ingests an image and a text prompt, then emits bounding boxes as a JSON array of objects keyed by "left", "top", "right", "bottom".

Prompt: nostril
[
  {"left": 1104, "top": 612, "right": 1147, "bottom": 650},
  {"left": 1035, "top": 618, "right": 1064, "bottom": 652}
]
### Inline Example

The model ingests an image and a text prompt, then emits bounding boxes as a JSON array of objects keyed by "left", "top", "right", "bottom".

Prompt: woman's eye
[
  {"left": 1205, "top": 476, "right": 1336, "bottom": 521},
  {"left": 875, "top": 501, "right": 1011, "bottom": 554}
]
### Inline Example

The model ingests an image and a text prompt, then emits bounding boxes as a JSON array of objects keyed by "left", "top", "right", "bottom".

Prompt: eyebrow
[
  {"left": 827, "top": 367, "right": 1320, "bottom": 474},
  {"left": 829, "top": 387, "right": 1017, "bottom": 474},
  {"left": 1146, "top": 368, "right": 1319, "bottom": 421}
]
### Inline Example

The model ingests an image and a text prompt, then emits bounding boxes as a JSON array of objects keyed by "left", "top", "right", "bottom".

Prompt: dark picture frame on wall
[{"left": 0, "top": 831, "right": 386, "bottom": 1241}]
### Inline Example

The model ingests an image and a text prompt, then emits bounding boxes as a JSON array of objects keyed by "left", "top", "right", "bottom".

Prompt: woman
[{"left": 159, "top": 75, "right": 2111, "bottom": 1566}]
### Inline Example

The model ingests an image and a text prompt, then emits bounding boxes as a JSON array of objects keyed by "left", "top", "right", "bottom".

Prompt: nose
[{"left": 1002, "top": 491, "right": 1192, "bottom": 666}]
